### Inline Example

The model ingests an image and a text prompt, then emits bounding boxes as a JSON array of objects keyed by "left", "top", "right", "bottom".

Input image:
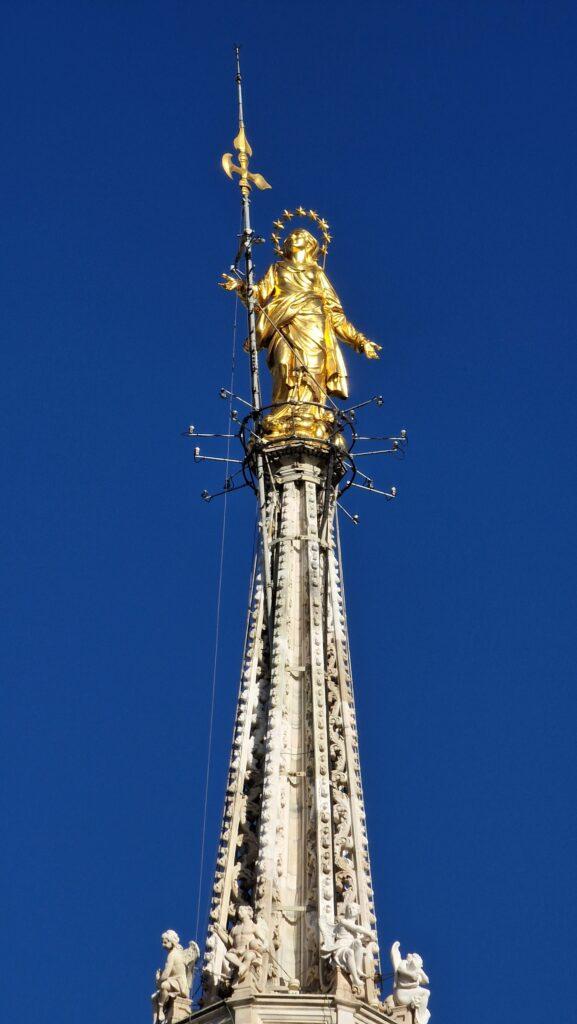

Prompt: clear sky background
[{"left": 3, "top": 2, "right": 576, "bottom": 1022}]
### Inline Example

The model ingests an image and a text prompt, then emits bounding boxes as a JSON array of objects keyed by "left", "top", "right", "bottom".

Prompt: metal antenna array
[{"left": 185, "top": 392, "right": 408, "bottom": 527}]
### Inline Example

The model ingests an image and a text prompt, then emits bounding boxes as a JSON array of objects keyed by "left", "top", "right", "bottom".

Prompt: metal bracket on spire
[
  {"left": 201, "top": 481, "right": 249, "bottom": 502},
  {"left": 219, "top": 386, "right": 253, "bottom": 409},
  {"left": 193, "top": 447, "right": 243, "bottom": 465},
  {"left": 351, "top": 482, "right": 397, "bottom": 499},
  {"left": 337, "top": 501, "right": 360, "bottom": 526}
]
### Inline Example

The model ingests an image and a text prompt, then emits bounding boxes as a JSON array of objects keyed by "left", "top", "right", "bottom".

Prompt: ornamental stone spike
[{"left": 201, "top": 451, "right": 381, "bottom": 1004}]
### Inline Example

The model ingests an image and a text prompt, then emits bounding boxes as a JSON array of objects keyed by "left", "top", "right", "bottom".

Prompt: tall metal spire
[
  {"left": 235, "top": 46, "right": 245, "bottom": 130},
  {"left": 221, "top": 47, "right": 271, "bottom": 411},
  {"left": 221, "top": 46, "right": 273, "bottom": 628}
]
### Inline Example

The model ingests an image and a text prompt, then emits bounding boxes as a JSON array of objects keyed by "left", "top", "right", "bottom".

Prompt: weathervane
[
  {"left": 221, "top": 124, "right": 271, "bottom": 194},
  {"left": 221, "top": 48, "right": 271, "bottom": 197}
]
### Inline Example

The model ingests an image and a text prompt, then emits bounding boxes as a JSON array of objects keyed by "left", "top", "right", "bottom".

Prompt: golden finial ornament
[
  {"left": 221, "top": 54, "right": 271, "bottom": 195},
  {"left": 221, "top": 135, "right": 271, "bottom": 193}
]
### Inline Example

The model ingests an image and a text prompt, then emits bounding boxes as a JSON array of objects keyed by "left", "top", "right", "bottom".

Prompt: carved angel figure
[
  {"left": 320, "top": 901, "right": 375, "bottom": 991},
  {"left": 151, "top": 931, "right": 200, "bottom": 1024},
  {"left": 217, "top": 905, "right": 268, "bottom": 987},
  {"left": 384, "top": 941, "right": 430, "bottom": 1024}
]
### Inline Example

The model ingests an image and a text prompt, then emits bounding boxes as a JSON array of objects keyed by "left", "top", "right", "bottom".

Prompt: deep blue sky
[{"left": 3, "top": 3, "right": 576, "bottom": 1022}]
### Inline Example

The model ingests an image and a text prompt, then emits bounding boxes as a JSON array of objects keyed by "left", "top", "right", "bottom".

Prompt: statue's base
[
  {"left": 189, "top": 992, "right": 401, "bottom": 1024},
  {"left": 261, "top": 405, "right": 338, "bottom": 445},
  {"left": 381, "top": 1007, "right": 413, "bottom": 1024},
  {"left": 167, "top": 996, "right": 193, "bottom": 1024}
]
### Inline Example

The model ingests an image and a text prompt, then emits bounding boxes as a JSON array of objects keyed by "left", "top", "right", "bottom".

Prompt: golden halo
[{"left": 270, "top": 207, "right": 332, "bottom": 263}]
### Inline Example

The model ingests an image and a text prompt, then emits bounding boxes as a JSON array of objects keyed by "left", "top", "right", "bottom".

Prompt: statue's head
[
  {"left": 161, "top": 930, "right": 180, "bottom": 949},
  {"left": 237, "top": 905, "right": 254, "bottom": 921},
  {"left": 282, "top": 228, "right": 319, "bottom": 264},
  {"left": 407, "top": 953, "right": 423, "bottom": 970},
  {"left": 344, "top": 901, "right": 360, "bottom": 919}
]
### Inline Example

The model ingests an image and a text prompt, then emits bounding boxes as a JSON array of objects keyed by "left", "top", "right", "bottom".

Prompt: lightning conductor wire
[{"left": 194, "top": 282, "right": 240, "bottom": 940}]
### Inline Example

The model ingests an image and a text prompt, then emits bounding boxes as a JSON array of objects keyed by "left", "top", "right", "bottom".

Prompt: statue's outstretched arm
[
  {"left": 215, "top": 924, "right": 233, "bottom": 948},
  {"left": 319, "top": 271, "right": 381, "bottom": 359},
  {"left": 347, "top": 920, "right": 372, "bottom": 939},
  {"left": 220, "top": 263, "right": 275, "bottom": 323}
]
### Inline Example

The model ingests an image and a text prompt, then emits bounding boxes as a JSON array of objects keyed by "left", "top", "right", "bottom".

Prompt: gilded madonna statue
[{"left": 222, "top": 225, "right": 380, "bottom": 440}]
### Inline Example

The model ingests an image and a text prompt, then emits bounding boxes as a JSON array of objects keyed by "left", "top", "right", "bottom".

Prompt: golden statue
[{"left": 222, "top": 220, "right": 380, "bottom": 441}]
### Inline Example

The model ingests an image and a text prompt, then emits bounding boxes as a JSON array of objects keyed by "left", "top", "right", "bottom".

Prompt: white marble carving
[
  {"left": 200, "top": 452, "right": 382, "bottom": 1000},
  {"left": 384, "top": 941, "right": 430, "bottom": 1024},
  {"left": 151, "top": 931, "right": 199, "bottom": 1024},
  {"left": 327, "top": 533, "right": 379, "bottom": 964},
  {"left": 320, "top": 901, "right": 375, "bottom": 991},
  {"left": 202, "top": 569, "right": 270, "bottom": 996},
  {"left": 218, "top": 906, "right": 268, "bottom": 987}
]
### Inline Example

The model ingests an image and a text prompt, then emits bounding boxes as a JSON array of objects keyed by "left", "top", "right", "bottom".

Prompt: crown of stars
[{"left": 270, "top": 207, "right": 332, "bottom": 260}]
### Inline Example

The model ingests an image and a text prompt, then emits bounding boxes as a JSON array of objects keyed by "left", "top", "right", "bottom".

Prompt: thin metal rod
[
  {"left": 341, "top": 395, "right": 383, "bottom": 414},
  {"left": 195, "top": 454, "right": 243, "bottom": 464},
  {"left": 350, "top": 481, "right": 396, "bottom": 498},
  {"left": 220, "top": 386, "right": 253, "bottom": 409},
  {"left": 233, "top": 49, "right": 273, "bottom": 632},
  {"left": 223, "top": 466, "right": 245, "bottom": 482},
  {"left": 354, "top": 435, "right": 403, "bottom": 442},
  {"left": 202, "top": 483, "right": 249, "bottom": 502},
  {"left": 235, "top": 45, "right": 245, "bottom": 128},
  {"left": 187, "top": 431, "right": 237, "bottom": 439},
  {"left": 336, "top": 499, "right": 358, "bottom": 524},
  {"left": 352, "top": 448, "right": 399, "bottom": 457},
  {"left": 254, "top": 304, "right": 339, "bottom": 413},
  {"left": 343, "top": 461, "right": 374, "bottom": 485}
]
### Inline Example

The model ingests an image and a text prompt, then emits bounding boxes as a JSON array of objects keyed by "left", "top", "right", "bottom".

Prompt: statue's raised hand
[
  {"left": 364, "top": 340, "right": 382, "bottom": 360},
  {"left": 219, "top": 273, "right": 241, "bottom": 292}
]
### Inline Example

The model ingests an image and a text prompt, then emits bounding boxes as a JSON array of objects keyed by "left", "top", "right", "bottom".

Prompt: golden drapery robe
[{"left": 254, "top": 258, "right": 368, "bottom": 407}]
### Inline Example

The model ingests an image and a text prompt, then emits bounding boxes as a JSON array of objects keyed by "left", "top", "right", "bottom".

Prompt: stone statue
[
  {"left": 383, "top": 941, "right": 430, "bottom": 1024},
  {"left": 151, "top": 930, "right": 200, "bottom": 1024},
  {"left": 222, "top": 226, "right": 381, "bottom": 440},
  {"left": 320, "top": 901, "right": 375, "bottom": 992},
  {"left": 217, "top": 905, "right": 268, "bottom": 987}
]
